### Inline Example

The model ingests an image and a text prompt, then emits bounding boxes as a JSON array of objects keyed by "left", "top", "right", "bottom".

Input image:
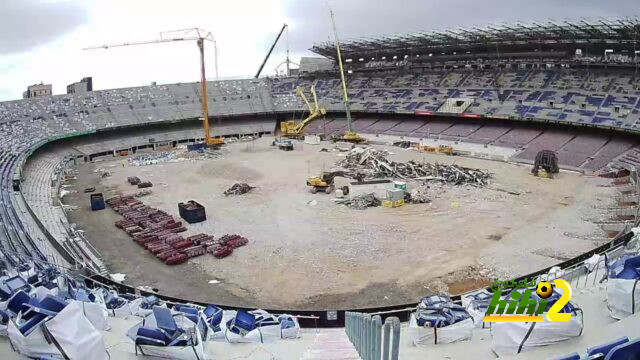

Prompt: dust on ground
[{"left": 63, "top": 136, "right": 615, "bottom": 309}]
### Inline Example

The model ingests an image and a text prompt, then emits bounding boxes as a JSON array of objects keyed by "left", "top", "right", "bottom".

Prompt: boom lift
[
  {"left": 280, "top": 85, "right": 326, "bottom": 138},
  {"left": 329, "top": 9, "right": 365, "bottom": 144},
  {"left": 84, "top": 28, "right": 224, "bottom": 147}
]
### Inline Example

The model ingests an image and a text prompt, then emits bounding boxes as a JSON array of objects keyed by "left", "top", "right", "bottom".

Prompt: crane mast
[
  {"left": 329, "top": 8, "right": 364, "bottom": 143},
  {"left": 83, "top": 28, "right": 223, "bottom": 147},
  {"left": 255, "top": 24, "right": 288, "bottom": 78}
]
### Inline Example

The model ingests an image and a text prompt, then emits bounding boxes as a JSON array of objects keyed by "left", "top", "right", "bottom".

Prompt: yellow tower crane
[{"left": 83, "top": 28, "right": 224, "bottom": 147}]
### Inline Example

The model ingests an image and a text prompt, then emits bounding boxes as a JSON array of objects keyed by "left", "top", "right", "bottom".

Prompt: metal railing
[{"left": 345, "top": 312, "right": 400, "bottom": 360}]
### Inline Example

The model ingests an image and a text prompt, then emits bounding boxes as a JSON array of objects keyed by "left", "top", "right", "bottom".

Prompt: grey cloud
[
  {"left": 281, "top": 0, "right": 640, "bottom": 55},
  {"left": 0, "top": 0, "right": 89, "bottom": 55}
]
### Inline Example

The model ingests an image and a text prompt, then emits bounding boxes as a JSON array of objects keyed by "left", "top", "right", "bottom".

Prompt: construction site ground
[{"left": 63, "top": 136, "right": 614, "bottom": 310}]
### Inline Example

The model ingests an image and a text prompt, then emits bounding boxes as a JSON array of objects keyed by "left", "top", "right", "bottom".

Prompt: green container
[{"left": 393, "top": 181, "right": 407, "bottom": 190}]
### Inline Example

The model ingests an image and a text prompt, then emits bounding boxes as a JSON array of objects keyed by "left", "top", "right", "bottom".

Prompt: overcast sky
[{"left": 0, "top": 0, "right": 638, "bottom": 101}]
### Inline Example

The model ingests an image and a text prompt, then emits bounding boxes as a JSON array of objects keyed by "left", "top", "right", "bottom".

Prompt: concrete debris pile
[
  {"left": 336, "top": 147, "right": 491, "bottom": 185},
  {"left": 335, "top": 193, "right": 381, "bottom": 210},
  {"left": 134, "top": 190, "right": 153, "bottom": 198},
  {"left": 224, "top": 183, "right": 255, "bottom": 196},
  {"left": 406, "top": 187, "right": 431, "bottom": 204},
  {"left": 94, "top": 168, "right": 112, "bottom": 178},
  {"left": 127, "top": 149, "right": 223, "bottom": 166}
]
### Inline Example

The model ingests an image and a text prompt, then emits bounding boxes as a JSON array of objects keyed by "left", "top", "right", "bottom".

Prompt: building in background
[
  {"left": 67, "top": 77, "right": 93, "bottom": 95},
  {"left": 23, "top": 83, "right": 52, "bottom": 99},
  {"left": 298, "top": 57, "right": 333, "bottom": 74}
]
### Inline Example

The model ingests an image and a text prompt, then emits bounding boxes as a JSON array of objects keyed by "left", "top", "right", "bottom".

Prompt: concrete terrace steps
[{"left": 301, "top": 329, "right": 360, "bottom": 360}]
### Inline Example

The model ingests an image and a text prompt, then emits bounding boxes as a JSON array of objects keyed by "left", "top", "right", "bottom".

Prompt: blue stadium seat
[
  {"left": 174, "top": 305, "right": 199, "bottom": 324},
  {"left": 553, "top": 352, "right": 580, "bottom": 360},
  {"left": 605, "top": 338, "right": 640, "bottom": 359},
  {"left": 228, "top": 310, "right": 256, "bottom": 335},
  {"left": 587, "top": 337, "right": 629, "bottom": 357},
  {"left": 616, "top": 256, "right": 640, "bottom": 280},
  {"left": 6, "top": 290, "right": 32, "bottom": 316},
  {"left": 153, "top": 306, "right": 178, "bottom": 334}
]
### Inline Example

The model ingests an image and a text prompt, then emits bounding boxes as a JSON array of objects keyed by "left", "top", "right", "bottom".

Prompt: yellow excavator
[
  {"left": 307, "top": 171, "right": 365, "bottom": 194},
  {"left": 280, "top": 85, "right": 326, "bottom": 139}
]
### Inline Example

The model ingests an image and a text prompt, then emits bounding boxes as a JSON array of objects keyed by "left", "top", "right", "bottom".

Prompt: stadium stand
[{"left": 2, "top": 17, "right": 640, "bottom": 359}]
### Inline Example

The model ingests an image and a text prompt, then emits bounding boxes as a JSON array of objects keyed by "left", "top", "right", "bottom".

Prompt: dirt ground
[{"left": 63, "top": 136, "right": 615, "bottom": 309}]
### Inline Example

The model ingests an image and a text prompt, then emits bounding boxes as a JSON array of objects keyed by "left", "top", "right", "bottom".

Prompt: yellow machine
[
  {"left": 306, "top": 171, "right": 363, "bottom": 194},
  {"left": 280, "top": 85, "right": 326, "bottom": 138},
  {"left": 329, "top": 8, "right": 366, "bottom": 144},
  {"left": 414, "top": 145, "right": 456, "bottom": 155}
]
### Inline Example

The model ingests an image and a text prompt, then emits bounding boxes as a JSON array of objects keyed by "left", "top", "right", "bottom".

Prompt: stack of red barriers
[{"left": 107, "top": 195, "right": 249, "bottom": 265}]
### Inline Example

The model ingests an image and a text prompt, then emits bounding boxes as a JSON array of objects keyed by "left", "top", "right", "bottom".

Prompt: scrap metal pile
[
  {"left": 106, "top": 195, "right": 248, "bottom": 265},
  {"left": 336, "top": 147, "right": 491, "bottom": 185},
  {"left": 224, "top": 183, "right": 255, "bottom": 196},
  {"left": 334, "top": 193, "right": 381, "bottom": 210}
]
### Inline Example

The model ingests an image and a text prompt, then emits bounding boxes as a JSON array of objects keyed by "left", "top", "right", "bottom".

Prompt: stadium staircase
[{"left": 301, "top": 329, "right": 359, "bottom": 360}]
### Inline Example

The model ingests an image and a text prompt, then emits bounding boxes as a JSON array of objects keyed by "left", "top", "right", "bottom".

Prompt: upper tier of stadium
[{"left": 310, "top": 17, "right": 640, "bottom": 64}]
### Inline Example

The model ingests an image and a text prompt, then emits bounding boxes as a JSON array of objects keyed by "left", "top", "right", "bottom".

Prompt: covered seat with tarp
[
  {"left": 408, "top": 295, "right": 474, "bottom": 346},
  {"left": 490, "top": 288, "right": 583, "bottom": 356},
  {"left": 126, "top": 305, "right": 208, "bottom": 360},
  {"left": 7, "top": 297, "right": 108, "bottom": 359},
  {"left": 607, "top": 254, "right": 640, "bottom": 319},
  {"left": 224, "top": 309, "right": 282, "bottom": 343}
]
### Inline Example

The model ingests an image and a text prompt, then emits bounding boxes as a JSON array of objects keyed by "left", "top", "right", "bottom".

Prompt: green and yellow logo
[{"left": 483, "top": 279, "right": 573, "bottom": 323}]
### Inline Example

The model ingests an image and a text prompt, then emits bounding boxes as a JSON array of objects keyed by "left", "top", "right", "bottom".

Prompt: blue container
[{"left": 90, "top": 193, "right": 105, "bottom": 211}]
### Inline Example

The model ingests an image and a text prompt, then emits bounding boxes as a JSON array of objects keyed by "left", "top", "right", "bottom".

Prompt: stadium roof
[{"left": 311, "top": 18, "right": 640, "bottom": 61}]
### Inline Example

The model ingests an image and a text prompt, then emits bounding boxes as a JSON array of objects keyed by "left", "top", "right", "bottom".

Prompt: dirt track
[{"left": 63, "top": 136, "right": 614, "bottom": 309}]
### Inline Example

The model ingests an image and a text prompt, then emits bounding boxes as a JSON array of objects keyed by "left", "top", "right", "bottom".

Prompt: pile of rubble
[
  {"left": 127, "top": 149, "right": 223, "bottom": 166},
  {"left": 224, "top": 183, "right": 255, "bottom": 196},
  {"left": 134, "top": 190, "right": 153, "bottom": 198},
  {"left": 335, "top": 193, "right": 381, "bottom": 210},
  {"left": 406, "top": 187, "right": 431, "bottom": 204},
  {"left": 336, "top": 147, "right": 491, "bottom": 185}
]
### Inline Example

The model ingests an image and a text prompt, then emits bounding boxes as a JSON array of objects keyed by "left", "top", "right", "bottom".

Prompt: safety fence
[{"left": 345, "top": 312, "right": 400, "bottom": 360}]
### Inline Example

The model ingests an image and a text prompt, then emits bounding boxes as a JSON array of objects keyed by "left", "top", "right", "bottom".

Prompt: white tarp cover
[
  {"left": 224, "top": 324, "right": 282, "bottom": 343},
  {"left": 607, "top": 278, "right": 640, "bottom": 319},
  {"left": 75, "top": 301, "right": 110, "bottom": 331},
  {"left": 7, "top": 301, "right": 108, "bottom": 359},
  {"left": 490, "top": 315, "right": 583, "bottom": 355},
  {"left": 278, "top": 314, "right": 301, "bottom": 339},
  {"left": 408, "top": 313, "right": 473, "bottom": 346},
  {"left": 127, "top": 313, "right": 207, "bottom": 360}
]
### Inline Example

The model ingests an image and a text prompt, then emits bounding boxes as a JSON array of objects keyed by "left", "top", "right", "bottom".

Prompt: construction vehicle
[
  {"left": 532, "top": 150, "right": 559, "bottom": 178},
  {"left": 414, "top": 144, "right": 456, "bottom": 155},
  {"left": 280, "top": 85, "right": 326, "bottom": 139},
  {"left": 329, "top": 8, "right": 366, "bottom": 144},
  {"left": 84, "top": 28, "right": 224, "bottom": 147},
  {"left": 307, "top": 171, "right": 364, "bottom": 194},
  {"left": 272, "top": 138, "right": 294, "bottom": 151}
]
